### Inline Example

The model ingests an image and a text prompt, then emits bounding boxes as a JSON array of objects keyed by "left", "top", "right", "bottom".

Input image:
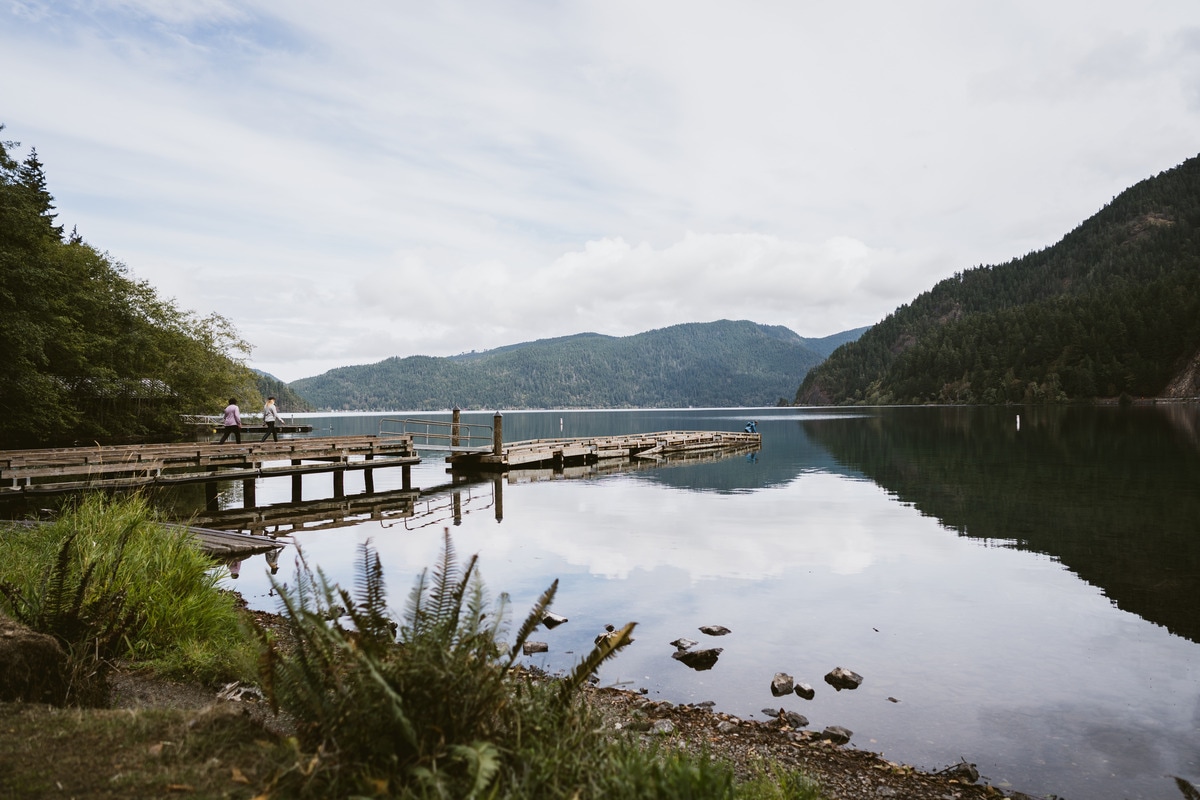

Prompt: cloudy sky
[{"left": 3, "top": 1, "right": 1199, "bottom": 382}]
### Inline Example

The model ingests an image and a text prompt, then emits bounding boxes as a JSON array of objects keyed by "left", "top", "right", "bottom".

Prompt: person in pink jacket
[{"left": 218, "top": 398, "right": 242, "bottom": 443}]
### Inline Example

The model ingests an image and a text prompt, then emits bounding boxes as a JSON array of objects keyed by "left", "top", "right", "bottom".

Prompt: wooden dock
[
  {"left": 447, "top": 429, "right": 760, "bottom": 471},
  {"left": 0, "top": 435, "right": 419, "bottom": 501},
  {"left": 168, "top": 524, "right": 294, "bottom": 556}
]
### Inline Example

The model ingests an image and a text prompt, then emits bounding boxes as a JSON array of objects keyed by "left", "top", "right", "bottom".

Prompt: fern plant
[
  {"left": 0, "top": 526, "right": 135, "bottom": 706},
  {"left": 261, "top": 529, "right": 635, "bottom": 798}
]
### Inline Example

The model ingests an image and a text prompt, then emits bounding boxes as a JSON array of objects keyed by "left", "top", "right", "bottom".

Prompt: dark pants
[
  {"left": 261, "top": 421, "right": 278, "bottom": 442},
  {"left": 219, "top": 425, "right": 241, "bottom": 444}
]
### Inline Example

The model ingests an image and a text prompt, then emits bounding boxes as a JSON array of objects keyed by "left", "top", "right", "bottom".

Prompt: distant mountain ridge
[
  {"left": 797, "top": 152, "right": 1200, "bottom": 405},
  {"left": 289, "top": 320, "right": 867, "bottom": 411}
]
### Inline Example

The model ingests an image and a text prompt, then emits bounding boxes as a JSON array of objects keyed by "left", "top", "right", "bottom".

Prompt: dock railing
[{"left": 380, "top": 416, "right": 494, "bottom": 453}]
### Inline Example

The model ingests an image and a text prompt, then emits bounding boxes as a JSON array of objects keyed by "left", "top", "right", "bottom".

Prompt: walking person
[
  {"left": 218, "top": 398, "right": 242, "bottom": 443},
  {"left": 261, "top": 396, "right": 283, "bottom": 442}
]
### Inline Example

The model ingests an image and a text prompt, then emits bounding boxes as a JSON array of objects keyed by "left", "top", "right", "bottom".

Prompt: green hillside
[
  {"left": 252, "top": 371, "right": 316, "bottom": 413},
  {"left": 797, "top": 153, "right": 1200, "bottom": 405},
  {"left": 0, "top": 129, "right": 256, "bottom": 448},
  {"left": 290, "top": 320, "right": 851, "bottom": 410}
]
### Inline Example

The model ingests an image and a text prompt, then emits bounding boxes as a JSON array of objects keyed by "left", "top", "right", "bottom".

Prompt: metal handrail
[{"left": 378, "top": 417, "right": 494, "bottom": 451}]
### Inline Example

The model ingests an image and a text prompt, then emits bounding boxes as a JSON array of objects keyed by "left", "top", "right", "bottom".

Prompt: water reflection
[
  {"left": 803, "top": 404, "right": 1200, "bottom": 643},
  {"left": 210, "top": 407, "right": 1199, "bottom": 800}
]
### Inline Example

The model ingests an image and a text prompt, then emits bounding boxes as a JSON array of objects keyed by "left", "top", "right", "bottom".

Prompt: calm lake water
[{"left": 217, "top": 405, "right": 1199, "bottom": 800}]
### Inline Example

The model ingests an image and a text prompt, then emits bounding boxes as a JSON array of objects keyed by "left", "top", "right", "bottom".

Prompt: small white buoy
[
  {"left": 560, "top": 417, "right": 563, "bottom": 432},
  {"left": 1016, "top": 414, "right": 1020, "bottom": 431}
]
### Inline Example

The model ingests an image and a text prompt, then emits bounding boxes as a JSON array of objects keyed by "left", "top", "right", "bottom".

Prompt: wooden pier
[
  {"left": 168, "top": 524, "right": 294, "bottom": 557},
  {"left": 447, "top": 429, "right": 761, "bottom": 472},
  {"left": 0, "top": 435, "right": 420, "bottom": 509}
]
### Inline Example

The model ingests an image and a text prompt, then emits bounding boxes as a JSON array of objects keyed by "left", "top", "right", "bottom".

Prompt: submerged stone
[{"left": 671, "top": 647, "right": 723, "bottom": 670}]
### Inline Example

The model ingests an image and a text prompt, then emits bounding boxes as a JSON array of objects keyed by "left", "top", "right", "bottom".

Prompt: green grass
[{"left": 0, "top": 494, "right": 258, "bottom": 687}]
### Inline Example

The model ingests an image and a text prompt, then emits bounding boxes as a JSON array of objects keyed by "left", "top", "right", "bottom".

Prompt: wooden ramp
[
  {"left": 169, "top": 524, "right": 294, "bottom": 557},
  {"left": 447, "top": 430, "right": 760, "bottom": 472},
  {"left": 0, "top": 435, "right": 419, "bottom": 496}
]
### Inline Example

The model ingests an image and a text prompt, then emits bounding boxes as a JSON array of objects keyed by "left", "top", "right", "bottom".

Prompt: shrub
[{"left": 0, "top": 495, "right": 258, "bottom": 696}]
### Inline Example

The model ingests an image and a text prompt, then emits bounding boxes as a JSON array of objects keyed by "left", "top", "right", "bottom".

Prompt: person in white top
[{"left": 261, "top": 396, "right": 283, "bottom": 442}]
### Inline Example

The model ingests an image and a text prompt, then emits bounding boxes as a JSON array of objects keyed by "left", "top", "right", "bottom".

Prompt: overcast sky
[{"left": 3, "top": 1, "right": 1199, "bottom": 382}]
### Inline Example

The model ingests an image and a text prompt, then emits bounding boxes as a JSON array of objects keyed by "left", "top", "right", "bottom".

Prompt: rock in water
[
  {"left": 671, "top": 647, "right": 723, "bottom": 670},
  {"left": 820, "top": 725, "right": 853, "bottom": 744},
  {"left": 824, "top": 666, "right": 863, "bottom": 691},
  {"left": 770, "top": 672, "right": 795, "bottom": 696},
  {"left": 699, "top": 625, "right": 731, "bottom": 636}
]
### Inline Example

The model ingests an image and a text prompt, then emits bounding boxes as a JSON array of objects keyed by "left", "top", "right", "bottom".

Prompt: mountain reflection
[{"left": 802, "top": 405, "right": 1200, "bottom": 644}]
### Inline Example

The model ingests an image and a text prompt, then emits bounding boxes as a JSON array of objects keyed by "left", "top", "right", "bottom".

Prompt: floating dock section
[{"left": 447, "top": 429, "right": 761, "bottom": 472}]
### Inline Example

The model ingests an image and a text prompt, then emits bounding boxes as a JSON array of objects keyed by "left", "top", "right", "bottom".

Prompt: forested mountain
[
  {"left": 253, "top": 371, "right": 316, "bottom": 413},
  {"left": 290, "top": 320, "right": 857, "bottom": 410},
  {"left": 0, "top": 128, "right": 257, "bottom": 447},
  {"left": 797, "top": 153, "right": 1200, "bottom": 405}
]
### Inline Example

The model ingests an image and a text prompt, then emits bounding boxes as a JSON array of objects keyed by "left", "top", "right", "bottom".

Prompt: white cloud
[{"left": 2, "top": 0, "right": 1198, "bottom": 381}]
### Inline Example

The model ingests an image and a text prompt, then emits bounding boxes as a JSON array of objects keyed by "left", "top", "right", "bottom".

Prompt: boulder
[
  {"left": 783, "top": 710, "right": 809, "bottom": 729},
  {"left": 770, "top": 672, "right": 794, "bottom": 696},
  {"left": 824, "top": 666, "right": 863, "bottom": 691},
  {"left": 794, "top": 682, "right": 816, "bottom": 700},
  {"left": 541, "top": 613, "right": 568, "bottom": 629},
  {"left": 522, "top": 641, "right": 549, "bottom": 654},
  {"left": 937, "top": 759, "right": 980, "bottom": 783},
  {"left": 671, "top": 647, "right": 723, "bottom": 671},
  {"left": 0, "top": 613, "right": 68, "bottom": 704},
  {"left": 670, "top": 637, "right": 698, "bottom": 650},
  {"left": 820, "top": 725, "right": 853, "bottom": 744},
  {"left": 699, "top": 625, "right": 731, "bottom": 636}
]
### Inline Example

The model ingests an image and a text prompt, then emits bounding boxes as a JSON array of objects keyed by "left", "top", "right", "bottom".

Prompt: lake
[{"left": 217, "top": 405, "right": 1200, "bottom": 800}]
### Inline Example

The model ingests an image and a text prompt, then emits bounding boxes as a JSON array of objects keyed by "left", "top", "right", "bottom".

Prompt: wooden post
[
  {"left": 451, "top": 406, "right": 461, "bottom": 448},
  {"left": 204, "top": 481, "right": 218, "bottom": 512},
  {"left": 402, "top": 463, "right": 411, "bottom": 490},
  {"left": 291, "top": 459, "right": 302, "bottom": 503},
  {"left": 243, "top": 478, "right": 256, "bottom": 508},
  {"left": 333, "top": 469, "right": 344, "bottom": 498},
  {"left": 452, "top": 490, "right": 462, "bottom": 526},
  {"left": 493, "top": 412, "right": 503, "bottom": 457}
]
